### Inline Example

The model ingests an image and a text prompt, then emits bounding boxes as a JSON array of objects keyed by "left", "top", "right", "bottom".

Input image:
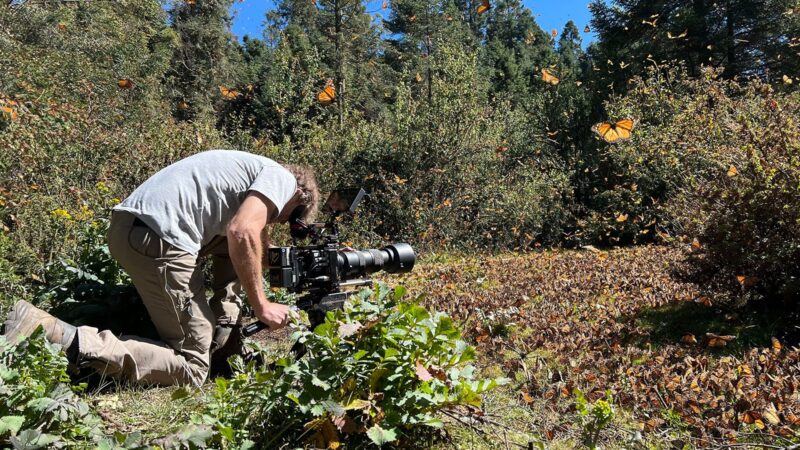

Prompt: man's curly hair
[{"left": 284, "top": 164, "right": 320, "bottom": 222}]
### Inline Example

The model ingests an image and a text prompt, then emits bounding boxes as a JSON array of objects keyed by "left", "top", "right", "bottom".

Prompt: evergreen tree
[
  {"left": 383, "top": 0, "right": 474, "bottom": 103},
  {"left": 166, "top": 0, "right": 243, "bottom": 120},
  {"left": 482, "top": 0, "right": 555, "bottom": 99},
  {"left": 558, "top": 21, "right": 583, "bottom": 74},
  {"left": 267, "top": 0, "right": 385, "bottom": 124},
  {"left": 589, "top": 0, "right": 800, "bottom": 84}
]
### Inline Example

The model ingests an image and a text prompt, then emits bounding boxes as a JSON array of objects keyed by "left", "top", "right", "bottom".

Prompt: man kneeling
[{"left": 3, "top": 150, "right": 319, "bottom": 387}]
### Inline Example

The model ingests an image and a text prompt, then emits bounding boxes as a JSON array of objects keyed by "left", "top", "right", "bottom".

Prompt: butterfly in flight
[
  {"left": 477, "top": 0, "right": 490, "bottom": 15},
  {"left": 317, "top": 79, "right": 336, "bottom": 105},
  {"left": 219, "top": 85, "right": 241, "bottom": 99},
  {"left": 541, "top": 68, "right": 560, "bottom": 85},
  {"left": 642, "top": 15, "right": 658, "bottom": 27},
  {"left": 668, "top": 30, "right": 688, "bottom": 39},
  {"left": 592, "top": 119, "right": 637, "bottom": 143}
]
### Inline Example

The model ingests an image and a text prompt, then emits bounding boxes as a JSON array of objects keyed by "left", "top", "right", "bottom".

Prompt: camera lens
[{"left": 336, "top": 243, "right": 416, "bottom": 279}]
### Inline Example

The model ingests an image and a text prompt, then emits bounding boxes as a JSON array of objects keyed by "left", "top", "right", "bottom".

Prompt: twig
[
  {"left": 653, "top": 386, "right": 669, "bottom": 410},
  {"left": 441, "top": 409, "right": 531, "bottom": 449},
  {"left": 440, "top": 409, "right": 487, "bottom": 437}
]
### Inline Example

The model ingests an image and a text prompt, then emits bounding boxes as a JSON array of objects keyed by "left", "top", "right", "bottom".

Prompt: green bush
[
  {"left": 263, "top": 40, "right": 575, "bottom": 251},
  {"left": 0, "top": 328, "right": 104, "bottom": 449},
  {"left": 0, "top": 3, "right": 227, "bottom": 314},
  {"left": 182, "top": 284, "right": 506, "bottom": 448},
  {"left": 598, "top": 66, "right": 800, "bottom": 304}
]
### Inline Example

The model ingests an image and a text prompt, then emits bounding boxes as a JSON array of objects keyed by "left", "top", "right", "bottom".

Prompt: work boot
[
  {"left": 210, "top": 324, "right": 245, "bottom": 378},
  {"left": 3, "top": 300, "right": 77, "bottom": 349}
]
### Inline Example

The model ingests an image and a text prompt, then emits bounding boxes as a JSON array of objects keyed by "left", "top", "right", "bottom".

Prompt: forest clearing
[{"left": 1, "top": 0, "right": 799, "bottom": 448}]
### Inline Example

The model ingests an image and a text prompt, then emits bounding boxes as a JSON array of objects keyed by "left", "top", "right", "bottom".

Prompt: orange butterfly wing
[
  {"left": 541, "top": 69, "right": 560, "bottom": 85},
  {"left": 219, "top": 85, "right": 241, "bottom": 99},
  {"left": 591, "top": 122, "right": 613, "bottom": 141},
  {"left": 317, "top": 80, "right": 336, "bottom": 105},
  {"left": 476, "top": 0, "right": 490, "bottom": 15},
  {"left": 118, "top": 78, "right": 133, "bottom": 90},
  {"left": 613, "top": 118, "right": 636, "bottom": 140}
]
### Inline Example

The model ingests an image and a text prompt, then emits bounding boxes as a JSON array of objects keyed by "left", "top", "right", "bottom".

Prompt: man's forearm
[{"left": 228, "top": 229, "right": 269, "bottom": 313}]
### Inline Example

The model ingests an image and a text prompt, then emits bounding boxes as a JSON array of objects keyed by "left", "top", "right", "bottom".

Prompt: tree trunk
[{"left": 725, "top": 0, "right": 737, "bottom": 77}]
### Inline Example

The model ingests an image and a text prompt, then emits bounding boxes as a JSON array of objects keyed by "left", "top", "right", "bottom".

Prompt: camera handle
[{"left": 241, "top": 281, "right": 372, "bottom": 338}]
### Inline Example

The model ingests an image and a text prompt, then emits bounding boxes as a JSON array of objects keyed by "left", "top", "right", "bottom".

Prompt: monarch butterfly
[
  {"left": 177, "top": 100, "right": 190, "bottom": 111},
  {"left": 591, "top": 118, "right": 637, "bottom": 143},
  {"left": 118, "top": 78, "right": 133, "bottom": 90},
  {"left": 317, "top": 79, "right": 336, "bottom": 105},
  {"left": 541, "top": 68, "right": 560, "bottom": 85},
  {"left": 551, "top": 29, "right": 558, "bottom": 38},
  {"left": 642, "top": 17, "right": 658, "bottom": 27},
  {"left": 0, "top": 105, "right": 17, "bottom": 121},
  {"left": 219, "top": 85, "right": 241, "bottom": 99},
  {"left": 706, "top": 332, "right": 735, "bottom": 348},
  {"left": 584, "top": 25, "right": 590, "bottom": 33},
  {"left": 476, "top": 0, "right": 490, "bottom": 15},
  {"left": 668, "top": 30, "right": 688, "bottom": 39}
]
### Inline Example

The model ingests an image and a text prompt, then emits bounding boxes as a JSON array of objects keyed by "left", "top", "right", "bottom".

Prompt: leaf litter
[{"left": 386, "top": 245, "right": 800, "bottom": 445}]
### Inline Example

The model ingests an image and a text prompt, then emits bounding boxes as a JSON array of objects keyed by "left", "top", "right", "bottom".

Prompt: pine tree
[
  {"left": 384, "top": 0, "right": 474, "bottom": 103},
  {"left": 482, "top": 0, "right": 555, "bottom": 100},
  {"left": 166, "top": 0, "right": 244, "bottom": 120},
  {"left": 589, "top": 0, "right": 800, "bottom": 83},
  {"left": 267, "top": 0, "right": 384, "bottom": 125}
]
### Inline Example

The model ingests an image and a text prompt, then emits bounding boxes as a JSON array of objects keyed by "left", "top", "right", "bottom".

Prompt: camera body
[{"left": 242, "top": 188, "right": 416, "bottom": 336}]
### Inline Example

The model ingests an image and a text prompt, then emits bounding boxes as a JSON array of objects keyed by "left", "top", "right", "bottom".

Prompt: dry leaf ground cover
[{"left": 385, "top": 245, "right": 800, "bottom": 448}]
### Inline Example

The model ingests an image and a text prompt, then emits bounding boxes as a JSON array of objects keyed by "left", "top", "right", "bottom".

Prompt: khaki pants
[{"left": 75, "top": 211, "right": 242, "bottom": 387}]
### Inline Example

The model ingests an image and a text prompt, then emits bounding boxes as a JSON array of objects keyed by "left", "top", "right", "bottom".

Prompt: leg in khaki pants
[
  {"left": 75, "top": 211, "right": 215, "bottom": 386},
  {"left": 199, "top": 235, "right": 244, "bottom": 354}
]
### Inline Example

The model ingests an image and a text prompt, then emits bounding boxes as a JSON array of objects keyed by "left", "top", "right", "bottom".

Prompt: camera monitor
[{"left": 323, "top": 188, "right": 366, "bottom": 215}]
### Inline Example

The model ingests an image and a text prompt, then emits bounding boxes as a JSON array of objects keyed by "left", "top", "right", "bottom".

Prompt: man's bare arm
[{"left": 227, "top": 192, "right": 288, "bottom": 329}]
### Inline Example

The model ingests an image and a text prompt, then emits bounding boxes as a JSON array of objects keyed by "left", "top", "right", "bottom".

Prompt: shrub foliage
[
  {"left": 597, "top": 67, "right": 800, "bottom": 303},
  {"left": 185, "top": 284, "right": 505, "bottom": 448}
]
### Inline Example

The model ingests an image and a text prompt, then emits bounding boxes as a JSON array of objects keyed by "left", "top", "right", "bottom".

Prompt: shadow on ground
[{"left": 625, "top": 299, "right": 799, "bottom": 353}]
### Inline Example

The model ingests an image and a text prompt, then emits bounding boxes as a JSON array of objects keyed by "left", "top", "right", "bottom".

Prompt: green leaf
[
  {"left": 311, "top": 376, "right": 331, "bottom": 391},
  {"left": 171, "top": 386, "right": 192, "bottom": 401},
  {"left": 393, "top": 285, "right": 407, "bottom": 300},
  {"left": 10, "top": 429, "right": 60, "bottom": 450},
  {"left": 366, "top": 425, "right": 397, "bottom": 446},
  {"left": 26, "top": 397, "right": 53, "bottom": 412},
  {"left": 344, "top": 399, "right": 370, "bottom": 410},
  {"left": 219, "top": 424, "right": 234, "bottom": 441},
  {"left": 0, "top": 415, "right": 25, "bottom": 436}
]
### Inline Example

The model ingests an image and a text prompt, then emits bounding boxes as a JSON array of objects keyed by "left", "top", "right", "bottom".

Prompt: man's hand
[{"left": 255, "top": 302, "right": 290, "bottom": 330}]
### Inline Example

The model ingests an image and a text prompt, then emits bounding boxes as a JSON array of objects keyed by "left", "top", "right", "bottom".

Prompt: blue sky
[{"left": 230, "top": 0, "right": 596, "bottom": 46}]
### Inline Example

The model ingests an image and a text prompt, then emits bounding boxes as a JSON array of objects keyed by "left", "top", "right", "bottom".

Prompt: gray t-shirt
[{"left": 114, "top": 150, "right": 297, "bottom": 255}]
